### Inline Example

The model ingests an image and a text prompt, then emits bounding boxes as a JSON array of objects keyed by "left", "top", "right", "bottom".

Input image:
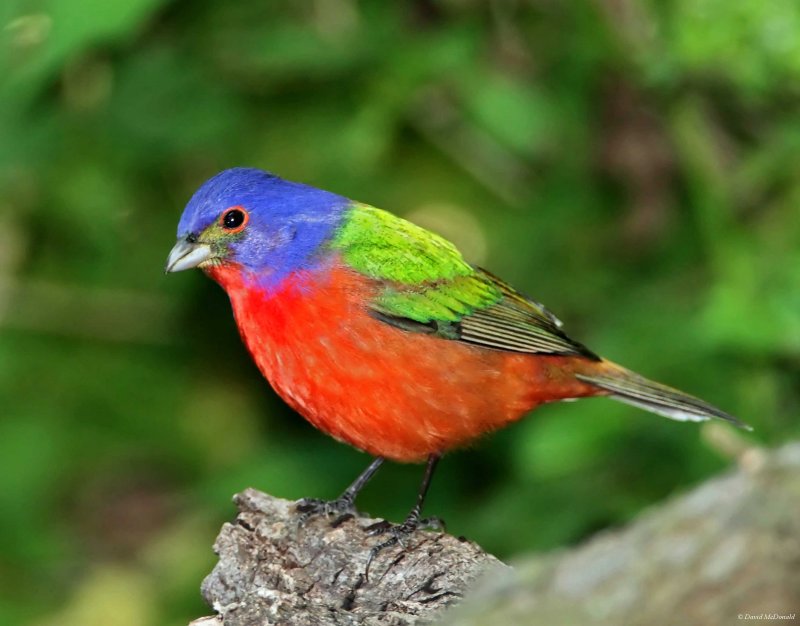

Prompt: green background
[{"left": 2, "top": 1, "right": 798, "bottom": 624}]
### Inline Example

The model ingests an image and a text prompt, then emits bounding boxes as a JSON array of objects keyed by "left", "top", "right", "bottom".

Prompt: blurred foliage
[{"left": 1, "top": 0, "right": 798, "bottom": 624}]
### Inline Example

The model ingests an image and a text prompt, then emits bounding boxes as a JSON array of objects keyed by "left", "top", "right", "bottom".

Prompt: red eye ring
[{"left": 220, "top": 206, "right": 249, "bottom": 233}]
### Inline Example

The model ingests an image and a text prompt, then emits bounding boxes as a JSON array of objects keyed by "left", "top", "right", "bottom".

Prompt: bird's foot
[
  {"left": 295, "top": 496, "right": 358, "bottom": 527},
  {"left": 295, "top": 458, "right": 385, "bottom": 528},
  {"left": 363, "top": 514, "right": 445, "bottom": 580},
  {"left": 365, "top": 515, "right": 446, "bottom": 537}
]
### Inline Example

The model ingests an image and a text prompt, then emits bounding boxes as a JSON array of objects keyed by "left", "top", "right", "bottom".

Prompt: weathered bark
[
  {"left": 442, "top": 442, "right": 800, "bottom": 626},
  {"left": 194, "top": 490, "right": 506, "bottom": 626},
  {"left": 194, "top": 442, "right": 800, "bottom": 626}
]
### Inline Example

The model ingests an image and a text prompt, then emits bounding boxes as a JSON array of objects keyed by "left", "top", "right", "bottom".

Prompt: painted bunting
[{"left": 166, "top": 168, "right": 748, "bottom": 556}]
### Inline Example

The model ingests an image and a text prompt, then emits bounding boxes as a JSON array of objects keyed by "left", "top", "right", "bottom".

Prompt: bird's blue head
[{"left": 165, "top": 168, "right": 350, "bottom": 288}]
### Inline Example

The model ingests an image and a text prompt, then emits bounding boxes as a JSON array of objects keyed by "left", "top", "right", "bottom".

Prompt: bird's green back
[{"left": 329, "top": 203, "right": 596, "bottom": 358}]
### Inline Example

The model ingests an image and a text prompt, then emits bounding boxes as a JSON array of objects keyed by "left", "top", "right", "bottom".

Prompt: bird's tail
[{"left": 575, "top": 361, "right": 751, "bottom": 430}]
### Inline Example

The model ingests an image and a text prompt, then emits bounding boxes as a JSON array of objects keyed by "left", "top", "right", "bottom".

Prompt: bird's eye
[{"left": 220, "top": 206, "right": 249, "bottom": 232}]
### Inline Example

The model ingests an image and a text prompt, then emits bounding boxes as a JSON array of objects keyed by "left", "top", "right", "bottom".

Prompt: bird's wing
[{"left": 330, "top": 204, "right": 597, "bottom": 358}]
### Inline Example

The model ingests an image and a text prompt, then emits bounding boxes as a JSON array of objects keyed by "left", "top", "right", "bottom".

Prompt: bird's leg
[
  {"left": 296, "top": 457, "right": 384, "bottom": 523},
  {"left": 365, "top": 454, "right": 444, "bottom": 579}
]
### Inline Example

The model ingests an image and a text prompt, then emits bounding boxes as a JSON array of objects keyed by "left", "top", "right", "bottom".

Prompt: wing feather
[{"left": 330, "top": 203, "right": 596, "bottom": 358}]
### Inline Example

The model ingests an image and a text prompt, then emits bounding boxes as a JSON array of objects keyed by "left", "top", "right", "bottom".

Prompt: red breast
[{"left": 205, "top": 262, "right": 603, "bottom": 462}]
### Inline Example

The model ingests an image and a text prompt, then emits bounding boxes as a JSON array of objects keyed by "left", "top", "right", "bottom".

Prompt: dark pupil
[{"left": 223, "top": 209, "right": 245, "bottom": 230}]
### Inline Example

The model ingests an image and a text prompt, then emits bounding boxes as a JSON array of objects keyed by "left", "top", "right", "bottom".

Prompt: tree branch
[
  {"left": 193, "top": 490, "right": 506, "bottom": 626},
  {"left": 192, "top": 441, "right": 800, "bottom": 626},
  {"left": 441, "top": 441, "right": 800, "bottom": 626}
]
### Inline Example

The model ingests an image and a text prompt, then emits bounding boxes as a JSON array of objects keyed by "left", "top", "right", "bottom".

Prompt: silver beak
[{"left": 165, "top": 238, "right": 213, "bottom": 273}]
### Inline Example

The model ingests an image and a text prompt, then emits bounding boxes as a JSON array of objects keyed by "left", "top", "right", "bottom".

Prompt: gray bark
[
  {"left": 194, "top": 490, "right": 506, "bottom": 626},
  {"left": 194, "top": 442, "right": 800, "bottom": 626}
]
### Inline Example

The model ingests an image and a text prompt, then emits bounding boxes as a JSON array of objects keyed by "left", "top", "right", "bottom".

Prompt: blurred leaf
[
  {"left": 3, "top": 0, "right": 168, "bottom": 99},
  {"left": 668, "top": 0, "right": 800, "bottom": 97},
  {"left": 35, "top": 566, "right": 156, "bottom": 626},
  {"left": 463, "top": 74, "right": 555, "bottom": 156}
]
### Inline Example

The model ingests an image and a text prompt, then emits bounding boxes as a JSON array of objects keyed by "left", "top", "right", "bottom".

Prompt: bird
[{"left": 166, "top": 167, "right": 749, "bottom": 561}]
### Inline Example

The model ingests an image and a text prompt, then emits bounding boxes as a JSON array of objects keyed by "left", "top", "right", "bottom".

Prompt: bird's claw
[
  {"left": 364, "top": 519, "right": 393, "bottom": 535},
  {"left": 295, "top": 496, "right": 357, "bottom": 526},
  {"left": 363, "top": 515, "right": 446, "bottom": 581},
  {"left": 366, "top": 515, "right": 445, "bottom": 536}
]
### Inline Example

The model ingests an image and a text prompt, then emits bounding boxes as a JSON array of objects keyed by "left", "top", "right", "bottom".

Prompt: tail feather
[{"left": 575, "top": 364, "right": 752, "bottom": 431}]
